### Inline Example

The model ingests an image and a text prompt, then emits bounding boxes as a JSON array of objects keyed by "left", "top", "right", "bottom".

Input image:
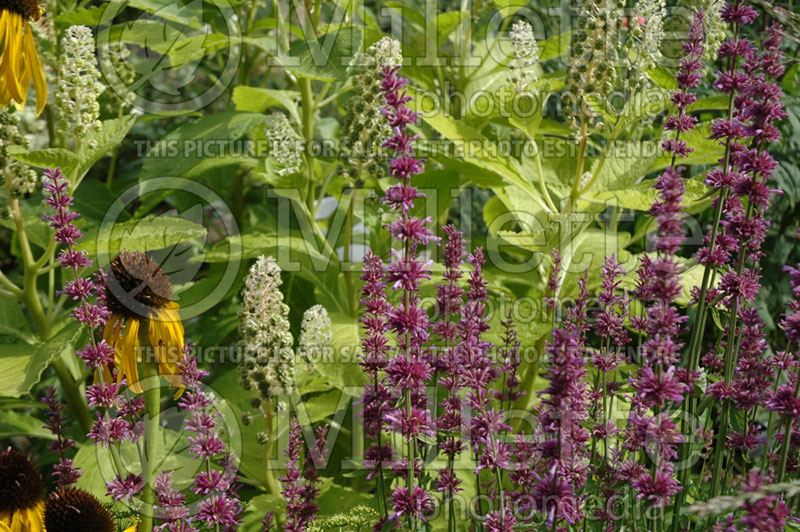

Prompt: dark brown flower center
[
  {"left": 106, "top": 251, "right": 173, "bottom": 319},
  {"left": 0, "top": 449, "right": 43, "bottom": 512},
  {"left": 44, "top": 487, "right": 114, "bottom": 532},
  {"left": 0, "top": 0, "right": 42, "bottom": 20}
]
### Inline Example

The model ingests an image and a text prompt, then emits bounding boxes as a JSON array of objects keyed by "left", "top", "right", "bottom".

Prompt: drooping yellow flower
[
  {"left": 103, "top": 251, "right": 185, "bottom": 397},
  {"left": 0, "top": 0, "right": 47, "bottom": 114},
  {"left": 0, "top": 449, "right": 45, "bottom": 532},
  {"left": 44, "top": 487, "right": 116, "bottom": 532}
]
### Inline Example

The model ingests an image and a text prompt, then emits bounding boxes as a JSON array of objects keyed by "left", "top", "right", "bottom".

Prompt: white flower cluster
[
  {"left": 238, "top": 255, "right": 296, "bottom": 401},
  {"left": 264, "top": 112, "right": 303, "bottom": 176},
  {"left": 0, "top": 109, "right": 38, "bottom": 199},
  {"left": 340, "top": 37, "right": 403, "bottom": 184},
  {"left": 508, "top": 21, "right": 540, "bottom": 94},
  {"left": 298, "top": 304, "right": 332, "bottom": 368},
  {"left": 623, "top": 0, "right": 666, "bottom": 91},
  {"left": 55, "top": 26, "right": 103, "bottom": 144}
]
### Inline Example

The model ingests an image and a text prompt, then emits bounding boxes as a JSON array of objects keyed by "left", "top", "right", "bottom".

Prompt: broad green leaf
[
  {"left": 416, "top": 105, "right": 546, "bottom": 211},
  {"left": 315, "top": 313, "right": 363, "bottom": 396},
  {"left": 77, "top": 116, "right": 137, "bottom": 179},
  {"left": 0, "top": 322, "right": 81, "bottom": 398},
  {"left": 80, "top": 215, "right": 207, "bottom": 257},
  {"left": 649, "top": 122, "right": 725, "bottom": 172},
  {"left": 55, "top": 6, "right": 104, "bottom": 26},
  {"left": 126, "top": 0, "right": 206, "bottom": 29},
  {"left": 0, "top": 298, "right": 31, "bottom": 343},
  {"left": 6, "top": 146, "right": 78, "bottom": 175},
  {"left": 584, "top": 140, "right": 661, "bottom": 194},
  {"left": 539, "top": 31, "right": 572, "bottom": 62},
  {"left": 584, "top": 177, "right": 711, "bottom": 211},
  {"left": 0, "top": 410, "right": 53, "bottom": 440},
  {"left": 232, "top": 86, "right": 301, "bottom": 125},
  {"left": 285, "top": 27, "right": 362, "bottom": 82},
  {"left": 140, "top": 111, "right": 264, "bottom": 180}
]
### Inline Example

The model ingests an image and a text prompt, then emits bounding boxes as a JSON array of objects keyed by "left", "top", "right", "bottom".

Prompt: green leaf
[
  {"left": 0, "top": 298, "right": 32, "bottom": 343},
  {"left": 0, "top": 410, "right": 53, "bottom": 440},
  {"left": 232, "top": 86, "right": 301, "bottom": 124},
  {"left": 55, "top": 6, "right": 104, "bottom": 26},
  {"left": 285, "top": 27, "right": 362, "bottom": 82},
  {"left": 81, "top": 215, "right": 207, "bottom": 258},
  {"left": 77, "top": 116, "right": 137, "bottom": 178},
  {"left": 315, "top": 313, "right": 363, "bottom": 395},
  {"left": 584, "top": 176, "right": 711, "bottom": 211},
  {"left": 649, "top": 122, "right": 725, "bottom": 172},
  {"left": 140, "top": 111, "right": 264, "bottom": 180},
  {"left": 539, "top": 32, "right": 572, "bottom": 62},
  {"left": 0, "top": 322, "right": 82, "bottom": 398},
  {"left": 6, "top": 146, "right": 78, "bottom": 174}
]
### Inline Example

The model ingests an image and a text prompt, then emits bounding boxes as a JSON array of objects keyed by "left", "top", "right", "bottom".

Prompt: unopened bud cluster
[
  {"left": 0, "top": 109, "right": 38, "bottom": 199},
  {"left": 508, "top": 21, "right": 540, "bottom": 94},
  {"left": 623, "top": 0, "right": 666, "bottom": 91},
  {"left": 563, "top": 0, "right": 623, "bottom": 139},
  {"left": 99, "top": 42, "right": 136, "bottom": 110},
  {"left": 339, "top": 37, "right": 402, "bottom": 185},
  {"left": 263, "top": 112, "right": 303, "bottom": 176},
  {"left": 55, "top": 26, "right": 103, "bottom": 144},
  {"left": 238, "top": 255, "right": 296, "bottom": 402}
]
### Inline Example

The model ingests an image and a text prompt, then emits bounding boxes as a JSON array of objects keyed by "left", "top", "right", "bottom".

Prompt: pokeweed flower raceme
[
  {"left": 507, "top": 20, "right": 539, "bottom": 94},
  {"left": 298, "top": 304, "right": 332, "bottom": 368},
  {"left": 263, "top": 112, "right": 303, "bottom": 177},
  {"left": 0, "top": 0, "right": 47, "bottom": 114},
  {"left": 0, "top": 449, "right": 45, "bottom": 532},
  {"left": 0, "top": 108, "right": 38, "bottom": 198},
  {"left": 238, "top": 255, "right": 295, "bottom": 402},
  {"left": 55, "top": 25, "right": 103, "bottom": 142},
  {"left": 340, "top": 36, "right": 402, "bottom": 183}
]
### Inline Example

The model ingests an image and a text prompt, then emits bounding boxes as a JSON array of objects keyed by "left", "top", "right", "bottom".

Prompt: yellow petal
[
  {"left": 123, "top": 519, "right": 138, "bottom": 532},
  {"left": 149, "top": 305, "right": 185, "bottom": 397},
  {"left": 0, "top": 12, "right": 25, "bottom": 104},
  {"left": 119, "top": 318, "right": 143, "bottom": 393},
  {"left": 22, "top": 24, "right": 46, "bottom": 115}
]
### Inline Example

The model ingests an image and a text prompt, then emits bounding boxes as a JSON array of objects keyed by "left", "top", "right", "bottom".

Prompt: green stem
[
  {"left": 777, "top": 375, "right": 800, "bottom": 482},
  {"left": 342, "top": 192, "right": 356, "bottom": 315},
  {"left": 264, "top": 400, "right": 281, "bottom": 497},
  {"left": 299, "top": 76, "right": 316, "bottom": 211},
  {"left": 8, "top": 195, "right": 92, "bottom": 432},
  {"left": 139, "top": 327, "right": 161, "bottom": 532}
]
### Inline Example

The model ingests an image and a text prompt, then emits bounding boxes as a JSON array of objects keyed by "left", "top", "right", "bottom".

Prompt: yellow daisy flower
[
  {"left": 44, "top": 487, "right": 116, "bottom": 532},
  {"left": 0, "top": 0, "right": 47, "bottom": 114},
  {"left": 103, "top": 251, "right": 185, "bottom": 397},
  {"left": 0, "top": 449, "right": 45, "bottom": 532}
]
